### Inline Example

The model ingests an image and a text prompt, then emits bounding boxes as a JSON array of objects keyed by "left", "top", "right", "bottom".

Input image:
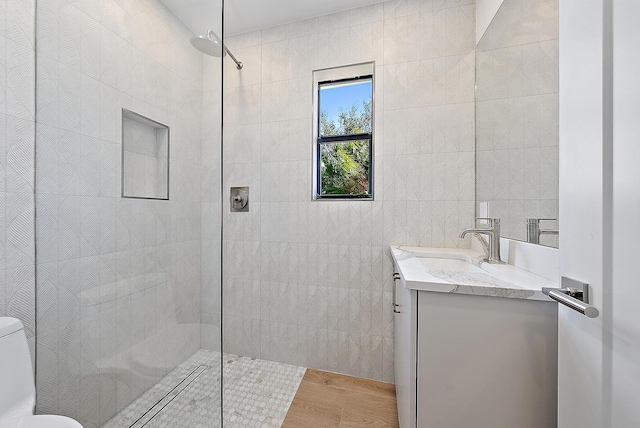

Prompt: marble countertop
[{"left": 391, "top": 246, "right": 559, "bottom": 302}]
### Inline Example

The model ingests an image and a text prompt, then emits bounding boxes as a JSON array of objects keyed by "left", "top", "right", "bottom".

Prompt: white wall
[
  {"left": 559, "top": 0, "right": 640, "bottom": 426},
  {"left": 34, "top": 0, "right": 209, "bottom": 426},
  {"left": 200, "top": 54, "right": 223, "bottom": 352},
  {"left": 0, "top": 0, "right": 36, "bottom": 358},
  {"left": 222, "top": 0, "right": 476, "bottom": 383},
  {"left": 475, "top": 0, "right": 503, "bottom": 43}
]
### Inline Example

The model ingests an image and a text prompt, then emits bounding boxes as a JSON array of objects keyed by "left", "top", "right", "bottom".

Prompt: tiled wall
[
  {"left": 34, "top": 0, "right": 211, "bottom": 426},
  {"left": 475, "top": 0, "right": 559, "bottom": 246},
  {"left": 0, "top": 0, "right": 37, "bottom": 357},
  {"left": 221, "top": 0, "right": 476, "bottom": 383},
  {"left": 122, "top": 115, "right": 169, "bottom": 199},
  {"left": 200, "top": 55, "right": 223, "bottom": 351}
]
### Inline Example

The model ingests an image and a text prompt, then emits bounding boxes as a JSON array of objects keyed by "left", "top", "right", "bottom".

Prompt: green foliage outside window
[{"left": 319, "top": 98, "right": 372, "bottom": 196}]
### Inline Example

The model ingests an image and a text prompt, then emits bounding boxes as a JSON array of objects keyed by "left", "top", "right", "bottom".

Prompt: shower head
[
  {"left": 190, "top": 30, "right": 243, "bottom": 69},
  {"left": 190, "top": 30, "right": 225, "bottom": 56}
]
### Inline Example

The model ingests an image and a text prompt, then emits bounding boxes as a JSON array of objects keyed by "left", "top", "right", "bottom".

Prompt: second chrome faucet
[{"left": 460, "top": 218, "right": 505, "bottom": 264}]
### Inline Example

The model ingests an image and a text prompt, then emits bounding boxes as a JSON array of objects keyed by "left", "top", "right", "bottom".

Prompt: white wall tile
[
  {"left": 222, "top": 0, "right": 476, "bottom": 383},
  {"left": 35, "top": 0, "right": 212, "bottom": 425}
]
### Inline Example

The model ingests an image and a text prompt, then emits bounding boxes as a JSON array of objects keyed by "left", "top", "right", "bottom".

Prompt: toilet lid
[{"left": 0, "top": 416, "right": 83, "bottom": 428}]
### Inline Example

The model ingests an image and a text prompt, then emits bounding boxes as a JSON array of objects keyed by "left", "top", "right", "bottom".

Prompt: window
[{"left": 313, "top": 63, "right": 374, "bottom": 200}]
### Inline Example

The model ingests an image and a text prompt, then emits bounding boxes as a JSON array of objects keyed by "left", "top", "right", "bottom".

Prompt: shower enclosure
[
  {"left": 34, "top": 0, "right": 224, "bottom": 426},
  {"left": 19, "top": 0, "right": 415, "bottom": 425}
]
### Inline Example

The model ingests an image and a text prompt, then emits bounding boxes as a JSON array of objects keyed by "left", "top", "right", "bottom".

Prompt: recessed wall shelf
[{"left": 121, "top": 109, "right": 170, "bottom": 200}]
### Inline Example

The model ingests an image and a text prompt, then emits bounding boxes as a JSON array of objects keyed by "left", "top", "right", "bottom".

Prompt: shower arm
[
  {"left": 208, "top": 30, "right": 243, "bottom": 69},
  {"left": 225, "top": 48, "right": 243, "bottom": 70}
]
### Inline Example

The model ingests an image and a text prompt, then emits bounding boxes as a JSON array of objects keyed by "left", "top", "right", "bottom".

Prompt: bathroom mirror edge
[{"left": 474, "top": 0, "right": 560, "bottom": 249}]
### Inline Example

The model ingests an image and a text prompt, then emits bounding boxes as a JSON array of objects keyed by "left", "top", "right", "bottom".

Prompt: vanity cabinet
[
  {"left": 394, "top": 268, "right": 558, "bottom": 428},
  {"left": 393, "top": 275, "right": 418, "bottom": 428}
]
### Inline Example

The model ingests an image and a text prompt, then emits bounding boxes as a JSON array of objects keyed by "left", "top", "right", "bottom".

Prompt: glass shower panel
[{"left": 34, "top": 0, "right": 223, "bottom": 426}]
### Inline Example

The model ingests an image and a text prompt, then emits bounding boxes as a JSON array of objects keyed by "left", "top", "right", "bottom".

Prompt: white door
[{"left": 559, "top": 0, "right": 640, "bottom": 426}]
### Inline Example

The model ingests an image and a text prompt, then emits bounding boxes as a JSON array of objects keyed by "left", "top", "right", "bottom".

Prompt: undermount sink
[{"left": 391, "top": 246, "right": 558, "bottom": 301}]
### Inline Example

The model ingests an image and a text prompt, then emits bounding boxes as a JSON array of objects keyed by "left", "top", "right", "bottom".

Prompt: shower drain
[{"left": 129, "top": 365, "right": 209, "bottom": 428}]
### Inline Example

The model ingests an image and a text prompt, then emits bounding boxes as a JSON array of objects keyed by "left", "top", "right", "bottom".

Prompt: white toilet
[{"left": 0, "top": 318, "right": 83, "bottom": 428}]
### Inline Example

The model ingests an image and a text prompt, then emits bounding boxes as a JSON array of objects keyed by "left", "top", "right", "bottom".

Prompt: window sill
[{"left": 313, "top": 195, "right": 374, "bottom": 201}]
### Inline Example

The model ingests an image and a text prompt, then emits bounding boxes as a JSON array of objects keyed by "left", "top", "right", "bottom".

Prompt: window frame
[{"left": 312, "top": 63, "right": 375, "bottom": 201}]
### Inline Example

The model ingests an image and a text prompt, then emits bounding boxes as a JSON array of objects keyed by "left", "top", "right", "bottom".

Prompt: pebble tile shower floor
[{"left": 103, "top": 350, "right": 306, "bottom": 428}]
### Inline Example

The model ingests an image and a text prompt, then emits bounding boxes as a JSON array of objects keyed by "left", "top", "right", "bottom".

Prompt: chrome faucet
[
  {"left": 526, "top": 218, "right": 559, "bottom": 244},
  {"left": 459, "top": 218, "right": 505, "bottom": 264}
]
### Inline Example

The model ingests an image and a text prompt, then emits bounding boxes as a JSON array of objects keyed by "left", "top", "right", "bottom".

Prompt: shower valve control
[{"left": 230, "top": 187, "right": 249, "bottom": 212}]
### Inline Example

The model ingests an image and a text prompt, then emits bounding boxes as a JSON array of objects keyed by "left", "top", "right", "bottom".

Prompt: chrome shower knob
[{"left": 230, "top": 187, "right": 249, "bottom": 212}]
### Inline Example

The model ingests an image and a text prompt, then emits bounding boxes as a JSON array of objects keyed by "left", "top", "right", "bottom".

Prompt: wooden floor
[{"left": 282, "top": 369, "right": 399, "bottom": 427}]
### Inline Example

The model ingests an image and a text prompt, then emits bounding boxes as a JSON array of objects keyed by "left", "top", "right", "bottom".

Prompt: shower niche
[{"left": 122, "top": 109, "right": 170, "bottom": 200}]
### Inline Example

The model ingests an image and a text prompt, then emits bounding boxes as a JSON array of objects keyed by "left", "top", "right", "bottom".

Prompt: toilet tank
[{"left": 0, "top": 318, "right": 36, "bottom": 420}]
